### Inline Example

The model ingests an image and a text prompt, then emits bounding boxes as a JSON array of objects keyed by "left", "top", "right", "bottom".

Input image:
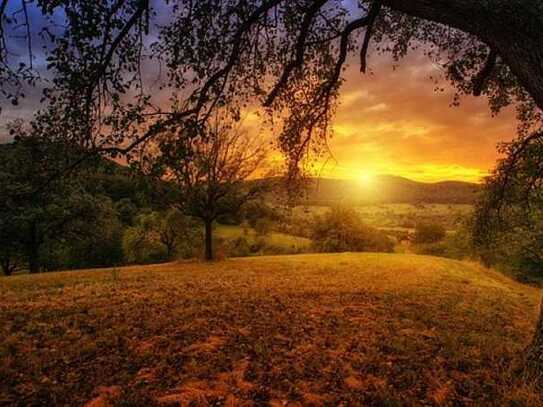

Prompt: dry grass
[{"left": 1, "top": 253, "right": 541, "bottom": 405}]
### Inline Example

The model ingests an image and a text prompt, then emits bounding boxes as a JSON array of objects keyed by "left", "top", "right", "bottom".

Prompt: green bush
[
  {"left": 413, "top": 222, "right": 446, "bottom": 244},
  {"left": 226, "top": 236, "right": 252, "bottom": 257},
  {"left": 311, "top": 206, "right": 394, "bottom": 253},
  {"left": 254, "top": 218, "right": 272, "bottom": 236}
]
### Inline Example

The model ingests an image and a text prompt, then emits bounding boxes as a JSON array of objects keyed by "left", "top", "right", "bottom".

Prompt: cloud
[{"left": 322, "top": 51, "right": 517, "bottom": 182}]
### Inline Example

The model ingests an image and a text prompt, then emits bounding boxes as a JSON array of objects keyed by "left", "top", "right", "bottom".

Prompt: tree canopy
[{"left": 2, "top": 0, "right": 542, "bottom": 177}]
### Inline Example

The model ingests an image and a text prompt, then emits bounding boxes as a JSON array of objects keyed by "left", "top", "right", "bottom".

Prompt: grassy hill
[{"left": 1, "top": 253, "right": 540, "bottom": 405}]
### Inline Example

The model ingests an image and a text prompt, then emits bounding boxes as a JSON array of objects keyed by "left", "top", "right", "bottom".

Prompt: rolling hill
[
  {"left": 0, "top": 253, "right": 539, "bottom": 405},
  {"left": 298, "top": 175, "right": 481, "bottom": 205}
]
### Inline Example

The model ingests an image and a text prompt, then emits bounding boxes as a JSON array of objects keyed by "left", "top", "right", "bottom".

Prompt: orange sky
[
  {"left": 316, "top": 51, "right": 517, "bottom": 183},
  {"left": 1, "top": 48, "right": 518, "bottom": 184}
]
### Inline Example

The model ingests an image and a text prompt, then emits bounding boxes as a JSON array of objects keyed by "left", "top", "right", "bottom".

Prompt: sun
[{"left": 358, "top": 172, "right": 375, "bottom": 187}]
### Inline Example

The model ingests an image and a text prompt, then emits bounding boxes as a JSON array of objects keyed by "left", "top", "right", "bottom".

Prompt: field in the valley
[
  {"left": 293, "top": 203, "right": 472, "bottom": 231},
  {"left": 1, "top": 253, "right": 541, "bottom": 406}
]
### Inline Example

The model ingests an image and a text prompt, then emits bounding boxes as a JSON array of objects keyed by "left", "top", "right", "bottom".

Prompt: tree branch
[
  {"left": 472, "top": 49, "right": 497, "bottom": 96},
  {"left": 264, "top": 0, "right": 327, "bottom": 107},
  {"left": 360, "top": 0, "right": 382, "bottom": 73}
]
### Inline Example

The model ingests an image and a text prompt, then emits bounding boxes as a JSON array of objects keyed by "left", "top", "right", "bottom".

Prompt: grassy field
[
  {"left": 294, "top": 203, "right": 472, "bottom": 231},
  {"left": 215, "top": 225, "right": 312, "bottom": 251},
  {"left": 1, "top": 253, "right": 541, "bottom": 405}
]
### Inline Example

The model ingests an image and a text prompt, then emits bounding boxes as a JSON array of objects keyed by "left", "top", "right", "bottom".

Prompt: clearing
[{"left": 0, "top": 253, "right": 541, "bottom": 405}]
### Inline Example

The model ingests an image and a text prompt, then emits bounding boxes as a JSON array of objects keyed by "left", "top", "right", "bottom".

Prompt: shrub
[
  {"left": 122, "top": 226, "right": 168, "bottom": 264},
  {"left": 413, "top": 222, "right": 446, "bottom": 244},
  {"left": 226, "top": 236, "right": 252, "bottom": 257},
  {"left": 254, "top": 218, "right": 272, "bottom": 236},
  {"left": 311, "top": 206, "right": 394, "bottom": 253}
]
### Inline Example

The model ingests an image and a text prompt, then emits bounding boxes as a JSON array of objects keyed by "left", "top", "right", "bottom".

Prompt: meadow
[
  {"left": 1, "top": 253, "right": 541, "bottom": 405},
  {"left": 292, "top": 203, "right": 472, "bottom": 231}
]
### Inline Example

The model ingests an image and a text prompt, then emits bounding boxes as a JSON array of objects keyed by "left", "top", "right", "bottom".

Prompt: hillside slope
[
  {"left": 302, "top": 176, "right": 481, "bottom": 205},
  {"left": 0, "top": 254, "right": 540, "bottom": 405}
]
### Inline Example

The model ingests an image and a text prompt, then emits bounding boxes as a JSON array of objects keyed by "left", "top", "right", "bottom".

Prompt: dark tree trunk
[
  {"left": 27, "top": 223, "right": 40, "bottom": 274},
  {"left": 382, "top": 0, "right": 543, "bottom": 111},
  {"left": 1, "top": 258, "right": 13, "bottom": 276},
  {"left": 204, "top": 219, "right": 213, "bottom": 261},
  {"left": 28, "top": 249, "right": 40, "bottom": 274},
  {"left": 526, "top": 297, "right": 543, "bottom": 379}
]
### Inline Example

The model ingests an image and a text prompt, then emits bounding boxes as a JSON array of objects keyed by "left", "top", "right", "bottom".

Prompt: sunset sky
[
  {"left": 0, "top": 4, "right": 518, "bottom": 184},
  {"left": 314, "top": 51, "right": 517, "bottom": 183}
]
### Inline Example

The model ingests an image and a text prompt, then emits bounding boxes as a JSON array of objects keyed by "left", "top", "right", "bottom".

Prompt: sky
[
  {"left": 314, "top": 51, "right": 517, "bottom": 183},
  {"left": 0, "top": 2, "right": 518, "bottom": 184}
]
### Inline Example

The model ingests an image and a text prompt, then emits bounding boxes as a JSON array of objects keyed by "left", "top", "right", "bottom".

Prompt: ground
[{"left": 1, "top": 253, "right": 541, "bottom": 405}]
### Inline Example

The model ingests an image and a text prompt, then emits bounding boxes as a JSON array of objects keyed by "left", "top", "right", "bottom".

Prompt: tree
[
  {"left": 155, "top": 208, "right": 201, "bottom": 260},
  {"left": 1, "top": 1, "right": 541, "bottom": 175},
  {"left": 158, "top": 118, "right": 268, "bottom": 261},
  {"left": 123, "top": 212, "right": 168, "bottom": 264},
  {"left": 413, "top": 222, "right": 447, "bottom": 244},
  {"left": 473, "top": 135, "right": 543, "bottom": 378},
  {"left": 311, "top": 206, "right": 394, "bottom": 253},
  {"left": 0, "top": 124, "right": 104, "bottom": 273}
]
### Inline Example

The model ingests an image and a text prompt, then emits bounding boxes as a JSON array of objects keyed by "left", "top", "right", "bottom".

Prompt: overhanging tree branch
[
  {"left": 472, "top": 49, "right": 497, "bottom": 96},
  {"left": 360, "top": 0, "right": 382, "bottom": 73}
]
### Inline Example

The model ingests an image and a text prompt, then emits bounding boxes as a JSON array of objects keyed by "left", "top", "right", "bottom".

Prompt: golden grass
[{"left": 1, "top": 253, "right": 541, "bottom": 405}]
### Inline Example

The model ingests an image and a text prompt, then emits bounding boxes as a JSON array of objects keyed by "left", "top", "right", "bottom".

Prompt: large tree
[
  {"left": 0, "top": 123, "right": 105, "bottom": 273},
  {"left": 157, "top": 118, "right": 268, "bottom": 261},
  {"left": 1, "top": 1, "right": 541, "bottom": 170},
  {"left": 473, "top": 133, "right": 543, "bottom": 377}
]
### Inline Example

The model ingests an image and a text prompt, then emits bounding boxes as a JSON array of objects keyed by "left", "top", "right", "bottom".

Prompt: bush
[
  {"left": 413, "top": 221, "right": 475, "bottom": 260},
  {"left": 254, "top": 218, "right": 272, "bottom": 236},
  {"left": 311, "top": 206, "right": 394, "bottom": 253},
  {"left": 226, "top": 236, "right": 252, "bottom": 257},
  {"left": 122, "top": 226, "right": 168, "bottom": 264},
  {"left": 413, "top": 222, "right": 446, "bottom": 244}
]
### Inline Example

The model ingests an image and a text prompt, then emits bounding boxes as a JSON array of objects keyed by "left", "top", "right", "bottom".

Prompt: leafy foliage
[
  {"left": 413, "top": 222, "right": 446, "bottom": 244},
  {"left": 311, "top": 206, "right": 393, "bottom": 253},
  {"left": 473, "top": 136, "right": 543, "bottom": 274},
  {"left": 3, "top": 1, "right": 542, "bottom": 178}
]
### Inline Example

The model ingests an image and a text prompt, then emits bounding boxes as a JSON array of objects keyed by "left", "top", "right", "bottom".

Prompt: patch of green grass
[
  {"left": 215, "top": 224, "right": 311, "bottom": 251},
  {"left": 0, "top": 253, "right": 540, "bottom": 405}
]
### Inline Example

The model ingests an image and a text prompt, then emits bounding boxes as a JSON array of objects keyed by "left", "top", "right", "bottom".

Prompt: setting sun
[{"left": 358, "top": 171, "right": 375, "bottom": 186}]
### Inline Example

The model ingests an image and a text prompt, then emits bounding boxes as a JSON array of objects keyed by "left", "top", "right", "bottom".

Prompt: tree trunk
[
  {"left": 525, "top": 297, "right": 543, "bottom": 380},
  {"left": 204, "top": 219, "right": 213, "bottom": 261},
  {"left": 28, "top": 249, "right": 40, "bottom": 274},
  {"left": 1, "top": 258, "right": 13, "bottom": 276},
  {"left": 28, "top": 223, "right": 40, "bottom": 274},
  {"left": 382, "top": 0, "right": 543, "bottom": 111}
]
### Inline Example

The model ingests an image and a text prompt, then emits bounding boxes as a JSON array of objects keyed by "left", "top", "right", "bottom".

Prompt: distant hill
[
  {"left": 284, "top": 175, "right": 481, "bottom": 205},
  {"left": 304, "top": 176, "right": 481, "bottom": 205},
  {"left": 1, "top": 142, "right": 480, "bottom": 205}
]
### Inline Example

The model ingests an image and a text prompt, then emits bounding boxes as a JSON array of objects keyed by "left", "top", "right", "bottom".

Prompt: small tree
[
  {"left": 413, "top": 222, "right": 447, "bottom": 244},
  {"left": 158, "top": 118, "right": 268, "bottom": 261},
  {"left": 311, "top": 206, "right": 394, "bottom": 253}
]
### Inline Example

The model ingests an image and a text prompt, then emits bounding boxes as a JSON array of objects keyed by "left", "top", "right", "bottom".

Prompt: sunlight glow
[{"left": 358, "top": 171, "right": 375, "bottom": 187}]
